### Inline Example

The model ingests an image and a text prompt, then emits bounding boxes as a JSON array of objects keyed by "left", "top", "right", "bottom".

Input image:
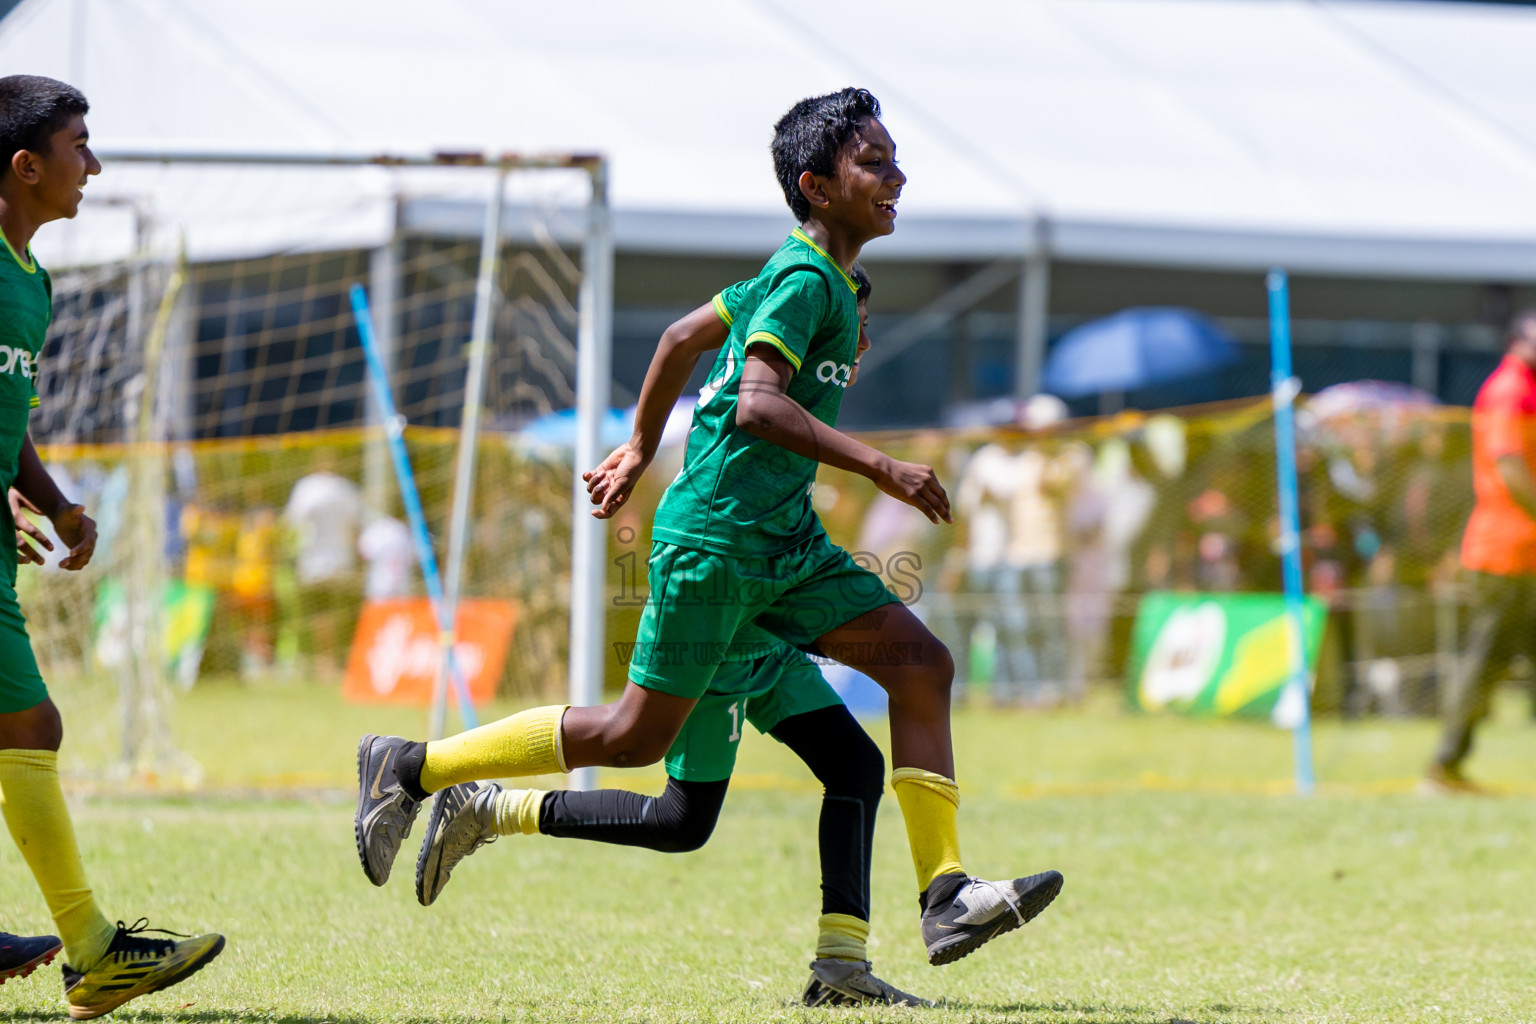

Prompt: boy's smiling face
[
  {"left": 800, "top": 117, "right": 905, "bottom": 242},
  {"left": 13, "top": 113, "right": 100, "bottom": 221}
]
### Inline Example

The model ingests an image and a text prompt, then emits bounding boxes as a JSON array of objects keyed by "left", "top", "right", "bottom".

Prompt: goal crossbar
[{"left": 95, "top": 149, "right": 603, "bottom": 173}]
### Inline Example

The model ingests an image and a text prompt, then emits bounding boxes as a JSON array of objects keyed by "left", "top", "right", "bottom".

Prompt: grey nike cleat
[
  {"left": 802, "top": 958, "right": 932, "bottom": 1007},
  {"left": 415, "top": 781, "right": 500, "bottom": 906},
  {"left": 920, "top": 870, "right": 1063, "bottom": 966},
  {"left": 354, "top": 734, "right": 422, "bottom": 886}
]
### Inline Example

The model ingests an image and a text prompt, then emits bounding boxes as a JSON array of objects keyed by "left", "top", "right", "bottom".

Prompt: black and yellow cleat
[
  {"left": 62, "top": 918, "right": 224, "bottom": 1021},
  {"left": 0, "top": 932, "right": 61, "bottom": 983}
]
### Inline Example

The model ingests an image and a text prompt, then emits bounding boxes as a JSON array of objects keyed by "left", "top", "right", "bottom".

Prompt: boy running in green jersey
[
  {"left": 0, "top": 76, "right": 224, "bottom": 1020},
  {"left": 411, "top": 270, "right": 924, "bottom": 1007},
  {"left": 358, "top": 87, "right": 1061, "bottom": 969}
]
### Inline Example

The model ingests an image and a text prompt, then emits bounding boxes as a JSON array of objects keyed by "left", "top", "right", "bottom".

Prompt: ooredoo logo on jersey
[
  {"left": 0, "top": 346, "right": 35, "bottom": 380},
  {"left": 816, "top": 360, "right": 852, "bottom": 388}
]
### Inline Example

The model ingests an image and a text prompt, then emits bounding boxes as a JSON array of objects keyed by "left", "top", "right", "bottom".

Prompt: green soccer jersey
[
  {"left": 0, "top": 232, "right": 49, "bottom": 580},
  {"left": 653, "top": 228, "right": 860, "bottom": 558}
]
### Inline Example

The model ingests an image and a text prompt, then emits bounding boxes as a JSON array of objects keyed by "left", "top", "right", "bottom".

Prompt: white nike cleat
[
  {"left": 920, "top": 870, "right": 1063, "bottom": 966},
  {"left": 415, "top": 781, "right": 500, "bottom": 906}
]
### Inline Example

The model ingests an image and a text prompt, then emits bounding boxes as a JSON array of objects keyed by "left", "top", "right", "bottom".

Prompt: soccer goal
[{"left": 28, "top": 151, "right": 612, "bottom": 787}]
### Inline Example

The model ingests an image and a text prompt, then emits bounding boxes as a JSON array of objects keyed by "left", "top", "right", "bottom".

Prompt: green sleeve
[
  {"left": 711, "top": 279, "right": 752, "bottom": 327},
  {"left": 741, "top": 267, "right": 829, "bottom": 372}
]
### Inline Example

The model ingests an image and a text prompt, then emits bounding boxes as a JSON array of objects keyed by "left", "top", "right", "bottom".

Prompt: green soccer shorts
[
  {"left": 0, "top": 579, "right": 48, "bottom": 714},
  {"left": 626, "top": 532, "right": 901, "bottom": 699},
  {"left": 663, "top": 645, "right": 842, "bottom": 782}
]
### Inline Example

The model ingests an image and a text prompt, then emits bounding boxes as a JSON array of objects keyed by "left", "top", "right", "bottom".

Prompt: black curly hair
[
  {"left": 851, "top": 262, "right": 872, "bottom": 303},
  {"left": 0, "top": 75, "right": 88, "bottom": 179},
  {"left": 771, "top": 87, "right": 881, "bottom": 223}
]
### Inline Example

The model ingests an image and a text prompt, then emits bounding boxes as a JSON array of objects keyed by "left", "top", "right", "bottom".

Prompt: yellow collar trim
[
  {"left": 0, "top": 227, "right": 36, "bottom": 274},
  {"left": 791, "top": 228, "right": 857, "bottom": 294}
]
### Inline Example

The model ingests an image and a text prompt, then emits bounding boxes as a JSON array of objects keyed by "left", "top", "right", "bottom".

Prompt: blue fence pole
[
  {"left": 349, "top": 283, "right": 480, "bottom": 732},
  {"left": 1267, "top": 268, "right": 1315, "bottom": 795}
]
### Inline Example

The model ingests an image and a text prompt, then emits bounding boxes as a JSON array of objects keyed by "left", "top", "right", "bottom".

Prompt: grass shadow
[
  {"left": 938, "top": 1001, "right": 1276, "bottom": 1023},
  {"left": 0, "top": 1012, "right": 381, "bottom": 1024}
]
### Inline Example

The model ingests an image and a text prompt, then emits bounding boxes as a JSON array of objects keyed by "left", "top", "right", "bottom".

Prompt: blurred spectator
[
  {"left": 1019, "top": 393, "right": 1069, "bottom": 431},
  {"left": 1003, "top": 442, "right": 1073, "bottom": 704},
  {"left": 1128, "top": 414, "right": 1195, "bottom": 590},
  {"left": 1090, "top": 435, "right": 1155, "bottom": 684},
  {"left": 1427, "top": 309, "right": 1536, "bottom": 792},
  {"left": 1095, "top": 437, "right": 1155, "bottom": 594},
  {"left": 283, "top": 463, "right": 364, "bottom": 681},
  {"left": 358, "top": 515, "right": 415, "bottom": 600},
  {"left": 953, "top": 442, "right": 1022, "bottom": 704},
  {"left": 230, "top": 489, "right": 279, "bottom": 679},
  {"left": 1060, "top": 442, "right": 1108, "bottom": 699},
  {"left": 1392, "top": 420, "right": 1470, "bottom": 587}
]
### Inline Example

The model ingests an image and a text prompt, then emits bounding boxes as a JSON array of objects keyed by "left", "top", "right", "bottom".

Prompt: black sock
[
  {"left": 395, "top": 741, "right": 429, "bottom": 801},
  {"left": 769, "top": 705, "right": 885, "bottom": 921}
]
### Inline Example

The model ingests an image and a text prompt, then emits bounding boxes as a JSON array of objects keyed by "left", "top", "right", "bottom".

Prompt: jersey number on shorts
[{"left": 726, "top": 700, "right": 743, "bottom": 743}]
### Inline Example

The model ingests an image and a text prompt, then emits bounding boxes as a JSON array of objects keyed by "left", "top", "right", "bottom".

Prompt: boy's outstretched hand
[
  {"left": 8, "top": 488, "right": 53, "bottom": 566},
  {"left": 50, "top": 502, "right": 97, "bottom": 570},
  {"left": 583, "top": 442, "right": 650, "bottom": 519},
  {"left": 875, "top": 457, "right": 953, "bottom": 525}
]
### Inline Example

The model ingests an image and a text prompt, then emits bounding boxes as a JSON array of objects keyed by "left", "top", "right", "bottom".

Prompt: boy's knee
[
  {"left": 0, "top": 700, "right": 63, "bottom": 751},
  {"left": 908, "top": 642, "right": 956, "bottom": 703},
  {"left": 651, "top": 779, "right": 722, "bottom": 852},
  {"left": 654, "top": 811, "right": 716, "bottom": 853},
  {"left": 845, "top": 733, "right": 885, "bottom": 802}
]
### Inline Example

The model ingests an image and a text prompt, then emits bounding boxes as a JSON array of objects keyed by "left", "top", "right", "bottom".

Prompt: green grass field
[{"left": 3, "top": 684, "right": 1535, "bottom": 1023}]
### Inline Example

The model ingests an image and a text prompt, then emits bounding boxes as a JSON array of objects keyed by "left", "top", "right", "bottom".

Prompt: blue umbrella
[{"left": 1043, "top": 307, "right": 1241, "bottom": 398}]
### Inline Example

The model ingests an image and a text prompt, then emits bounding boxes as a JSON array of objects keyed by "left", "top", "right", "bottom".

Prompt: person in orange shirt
[{"left": 1429, "top": 309, "right": 1536, "bottom": 791}]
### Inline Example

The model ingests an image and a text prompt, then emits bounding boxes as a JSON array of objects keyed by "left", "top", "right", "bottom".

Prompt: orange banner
[{"left": 343, "top": 598, "right": 519, "bottom": 705}]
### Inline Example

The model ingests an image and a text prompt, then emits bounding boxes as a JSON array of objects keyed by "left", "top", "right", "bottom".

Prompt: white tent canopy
[{"left": 5, "top": 0, "right": 1536, "bottom": 277}]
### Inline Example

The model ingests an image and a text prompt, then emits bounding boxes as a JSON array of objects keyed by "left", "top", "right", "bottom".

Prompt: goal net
[{"left": 27, "top": 155, "right": 602, "bottom": 786}]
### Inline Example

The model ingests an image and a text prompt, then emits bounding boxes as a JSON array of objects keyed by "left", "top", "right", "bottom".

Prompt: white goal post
[{"left": 43, "top": 149, "right": 612, "bottom": 786}]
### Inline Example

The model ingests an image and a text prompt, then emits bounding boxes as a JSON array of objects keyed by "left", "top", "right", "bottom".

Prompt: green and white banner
[
  {"left": 95, "top": 579, "right": 216, "bottom": 689},
  {"left": 1127, "top": 591, "right": 1326, "bottom": 726}
]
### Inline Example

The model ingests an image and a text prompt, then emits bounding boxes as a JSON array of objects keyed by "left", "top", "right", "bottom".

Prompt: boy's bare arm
[
  {"left": 584, "top": 302, "right": 728, "bottom": 518},
  {"left": 14, "top": 435, "right": 68, "bottom": 516},
  {"left": 14, "top": 433, "right": 96, "bottom": 569},
  {"left": 735, "top": 349, "right": 951, "bottom": 524}
]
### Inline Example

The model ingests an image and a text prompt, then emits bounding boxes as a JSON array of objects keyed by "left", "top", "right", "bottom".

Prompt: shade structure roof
[{"left": 6, "top": 0, "right": 1536, "bottom": 278}]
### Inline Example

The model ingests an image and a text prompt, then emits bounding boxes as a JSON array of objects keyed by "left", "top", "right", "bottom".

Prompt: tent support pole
[
  {"left": 1015, "top": 218, "right": 1051, "bottom": 402},
  {"left": 364, "top": 201, "right": 400, "bottom": 521}
]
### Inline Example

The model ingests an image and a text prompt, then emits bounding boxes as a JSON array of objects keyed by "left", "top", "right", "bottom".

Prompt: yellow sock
[
  {"left": 419, "top": 705, "right": 569, "bottom": 792},
  {"left": 890, "top": 767, "right": 965, "bottom": 892},
  {"left": 0, "top": 750, "right": 115, "bottom": 970},
  {"left": 815, "top": 913, "right": 869, "bottom": 962},
  {"left": 492, "top": 788, "right": 546, "bottom": 836}
]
